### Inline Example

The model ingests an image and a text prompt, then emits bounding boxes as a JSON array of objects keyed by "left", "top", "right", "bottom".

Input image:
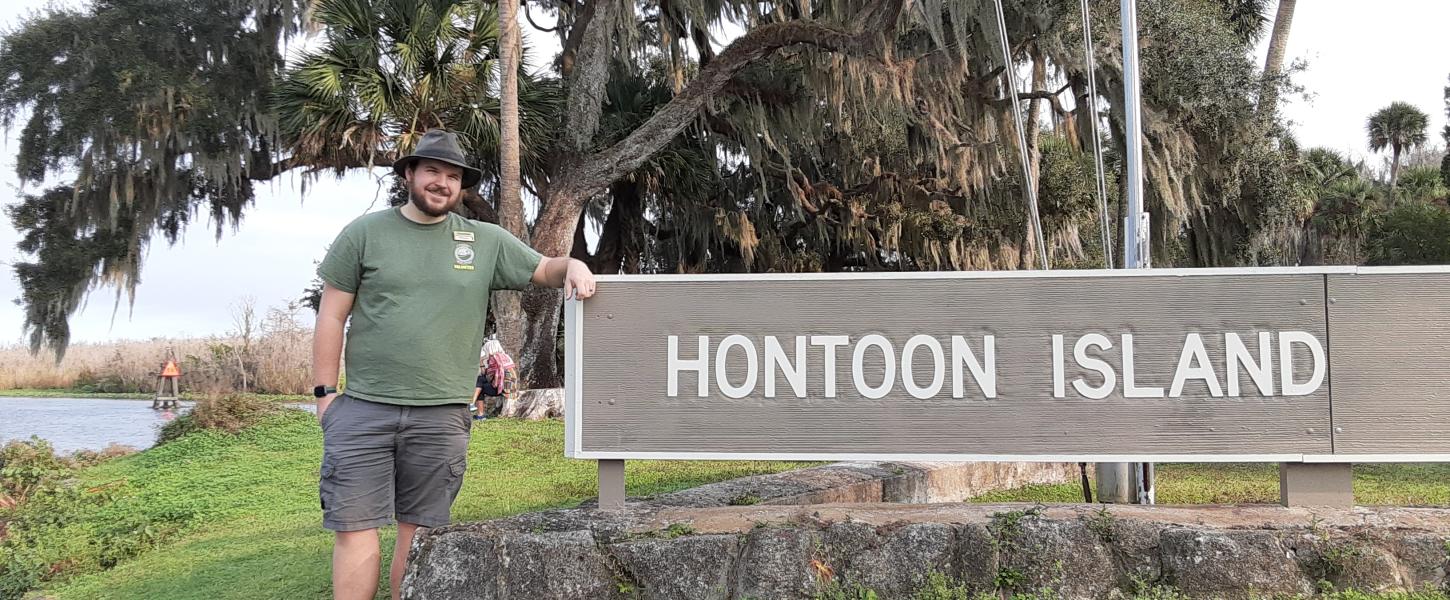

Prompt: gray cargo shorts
[{"left": 319, "top": 394, "right": 471, "bottom": 531}]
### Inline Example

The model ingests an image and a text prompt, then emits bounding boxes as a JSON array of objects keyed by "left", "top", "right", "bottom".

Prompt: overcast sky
[{"left": 0, "top": 1, "right": 1447, "bottom": 346}]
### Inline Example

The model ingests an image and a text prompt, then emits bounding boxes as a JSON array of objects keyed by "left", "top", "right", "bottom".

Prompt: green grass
[
  {"left": 24, "top": 412, "right": 813, "bottom": 600},
  {"left": 969, "top": 463, "right": 1450, "bottom": 506},
  {"left": 0, "top": 388, "right": 309, "bottom": 402},
  {"left": 13, "top": 422, "right": 1449, "bottom": 599}
]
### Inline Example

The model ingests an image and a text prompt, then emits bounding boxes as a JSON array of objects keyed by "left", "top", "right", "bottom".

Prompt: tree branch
[
  {"left": 557, "top": 0, "right": 909, "bottom": 201},
  {"left": 986, "top": 89, "right": 1071, "bottom": 116},
  {"left": 529, "top": 0, "right": 911, "bottom": 258},
  {"left": 523, "top": 3, "right": 557, "bottom": 33},
  {"left": 691, "top": 25, "right": 715, "bottom": 68},
  {"left": 559, "top": 0, "right": 599, "bottom": 79},
  {"left": 249, "top": 151, "right": 393, "bottom": 180},
  {"left": 561, "top": 0, "right": 618, "bottom": 152}
]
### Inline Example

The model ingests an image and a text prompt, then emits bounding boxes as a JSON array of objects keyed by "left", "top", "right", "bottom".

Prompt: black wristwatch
[{"left": 313, "top": 385, "right": 338, "bottom": 398}]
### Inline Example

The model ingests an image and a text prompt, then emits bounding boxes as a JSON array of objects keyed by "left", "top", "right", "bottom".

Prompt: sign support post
[
  {"left": 598, "top": 459, "right": 626, "bottom": 510},
  {"left": 1095, "top": 0, "right": 1154, "bottom": 504},
  {"left": 1280, "top": 463, "right": 1353, "bottom": 507}
]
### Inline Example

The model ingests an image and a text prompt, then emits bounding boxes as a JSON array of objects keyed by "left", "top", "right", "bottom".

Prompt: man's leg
[
  {"left": 391, "top": 403, "right": 472, "bottom": 599},
  {"left": 321, "top": 395, "right": 402, "bottom": 600},
  {"left": 390, "top": 522, "right": 421, "bottom": 600},
  {"left": 334, "top": 528, "right": 381, "bottom": 600}
]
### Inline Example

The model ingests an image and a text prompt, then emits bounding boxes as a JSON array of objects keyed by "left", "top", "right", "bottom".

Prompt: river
[{"left": 0, "top": 397, "right": 314, "bottom": 453}]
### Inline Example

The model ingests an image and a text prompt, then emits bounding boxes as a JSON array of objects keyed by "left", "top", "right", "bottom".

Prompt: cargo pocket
[{"left": 445, "top": 454, "right": 468, "bottom": 504}]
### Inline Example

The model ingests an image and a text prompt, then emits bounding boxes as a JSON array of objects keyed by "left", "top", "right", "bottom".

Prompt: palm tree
[
  {"left": 1222, "top": 0, "right": 1272, "bottom": 43},
  {"left": 1396, "top": 166, "right": 1450, "bottom": 203},
  {"left": 493, "top": 0, "right": 527, "bottom": 357},
  {"left": 272, "top": 0, "right": 560, "bottom": 218},
  {"left": 1301, "top": 148, "right": 1358, "bottom": 189},
  {"left": 1366, "top": 102, "right": 1429, "bottom": 189},
  {"left": 1258, "top": 0, "right": 1296, "bottom": 119},
  {"left": 1311, "top": 178, "right": 1378, "bottom": 264}
]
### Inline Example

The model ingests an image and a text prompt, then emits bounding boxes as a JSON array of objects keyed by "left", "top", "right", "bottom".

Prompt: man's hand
[
  {"left": 317, "top": 393, "right": 338, "bottom": 424},
  {"left": 563, "top": 260, "right": 596, "bottom": 300},
  {"left": 531, "top": 256, "right": 597, "bottom": 299}
]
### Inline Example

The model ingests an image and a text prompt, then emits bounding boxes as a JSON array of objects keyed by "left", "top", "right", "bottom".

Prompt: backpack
[{"left": 481, "top": 336, "right": 520, "bottom": 398}]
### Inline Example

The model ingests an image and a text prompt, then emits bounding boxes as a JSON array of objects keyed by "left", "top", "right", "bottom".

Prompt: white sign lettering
[
  {"left": 667, "top": 330, "right": 1325, "bottom": 400},
  {"left": 667, "top": 334, "right": 997, "bottom": 399}
]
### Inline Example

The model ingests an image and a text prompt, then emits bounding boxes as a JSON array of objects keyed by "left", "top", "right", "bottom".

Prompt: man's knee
[
  {"left": 335, "top": 528, "right": 380, "bottom": 550},
  {"left": 395, "top": 523, "right": 423, "bottom": 546}
]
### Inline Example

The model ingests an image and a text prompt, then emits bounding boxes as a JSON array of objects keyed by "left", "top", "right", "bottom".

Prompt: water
[
  {"left": 1, "top": 397, "right": 318, "bottom": 454},
  {"left": 0, "top": 397, "right": 195, "bottom": 453}
]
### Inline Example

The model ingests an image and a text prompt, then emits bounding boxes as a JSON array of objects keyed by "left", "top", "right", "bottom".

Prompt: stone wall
[{"left": 401, "top": 504, "right": 1450, "bottom": 600}]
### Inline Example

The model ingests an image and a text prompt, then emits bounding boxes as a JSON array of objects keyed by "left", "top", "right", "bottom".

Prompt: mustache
[{"left": 414, "top": 184, "right": 455, "bottom": 200}]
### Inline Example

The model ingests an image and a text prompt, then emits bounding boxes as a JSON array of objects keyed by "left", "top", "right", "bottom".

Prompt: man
[{"left": 310, "top": 129, "right": 596, "bottom": 600}]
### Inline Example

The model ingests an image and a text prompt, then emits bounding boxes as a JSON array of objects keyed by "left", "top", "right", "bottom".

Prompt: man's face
[{"left": 405, "top": 158, "right": 464, "bottom": 217}]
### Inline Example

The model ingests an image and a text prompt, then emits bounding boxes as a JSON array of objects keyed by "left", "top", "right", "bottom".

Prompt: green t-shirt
[{"left": 318, "top": 207, "right": 543, "bottom": 406}]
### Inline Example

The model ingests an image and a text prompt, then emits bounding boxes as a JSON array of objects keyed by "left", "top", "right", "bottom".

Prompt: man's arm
[
  {"left": 312, "top": 283, "right": 355, "bottom": 420},
  {"left": 530, "top": 256, "right": 597, "bottom": 300}
]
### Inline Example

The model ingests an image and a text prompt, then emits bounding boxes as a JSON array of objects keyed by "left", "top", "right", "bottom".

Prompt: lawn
[
  {"left": 22, "top": 412, "right": 814, "bottom": 600},
  {"left": 10, "top": 413, "right": 1448, "bottom": 599},
  {"left": 970, "top": 462, "right": 1450, "bottom": 506}
]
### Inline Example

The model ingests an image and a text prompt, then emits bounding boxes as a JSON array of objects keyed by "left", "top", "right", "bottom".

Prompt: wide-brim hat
[{"left": 392, "top": 129, "right": 483, "bottom": 189}]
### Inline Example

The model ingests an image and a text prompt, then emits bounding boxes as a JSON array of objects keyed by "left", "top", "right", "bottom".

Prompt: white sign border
[{"left": 563, "top": 265, "right": 1450, "bottom": 462}]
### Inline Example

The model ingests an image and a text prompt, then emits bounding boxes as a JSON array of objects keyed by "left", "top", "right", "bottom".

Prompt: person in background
[
  {"left": 472, "top": 335, "right": 515, "bottom": 420},
  {"left": 471, "top": 362, "right": 496, "bottom": 420}
]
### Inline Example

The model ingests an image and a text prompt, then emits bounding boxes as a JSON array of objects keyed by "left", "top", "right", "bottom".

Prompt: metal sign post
[
  {"left": 1096, "top": 0, "right": 1155, "bottom": 504},
  {"left": 1121, "top": 0, "right": 1148, "bottom": 271}
]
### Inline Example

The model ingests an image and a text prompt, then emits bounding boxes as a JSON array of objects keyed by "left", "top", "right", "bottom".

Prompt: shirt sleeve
[
  {"left": 490, "top": 226, "right": 544, "bottom": 291},
  {"left": 317, "top": 225, "right": 363, "bottom": 293}
]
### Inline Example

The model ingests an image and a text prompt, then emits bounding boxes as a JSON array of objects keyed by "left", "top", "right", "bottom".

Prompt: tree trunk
[
  {"left": 661, "top": 0, "right": 685, "bottom": 94},
  {"left": 1115, "top": 168, "right": 1127, "bottom": 268},
  {"left": 590, "top": 182, "right": 636, "bottom": 274},
  {"left": 460, "top": 188, "right": 499, "bottom": 223},
  {"left": 517, "top": 187, "right": 588, "bottom": 389},
  {"left": 1257, "top": 0, "right": 1296, "bottom": 119},
  {"left": 1069, "top": 74, "right": 1092, "bottom": 151},
  {"left": 493, "top": 0, "right": 529, "bottom": 360},
  {"left": 1023, "top": 46, "right": 1046, "bottom": 269},
  {"left": 1026, "top": 48, "right": 1045, "bottom": 183},
  {"left": 1391, "top": 145, "right": 1402, "bottom": 190}
]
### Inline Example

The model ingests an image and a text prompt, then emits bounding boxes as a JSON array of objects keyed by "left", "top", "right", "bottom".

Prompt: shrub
[
  {"left": 156, "top": 395, "right": 281, "bottom": 445},
  {"left": 0, "top": 439, "right": 72, "bottom": 509},
  {"left": 0, "top": 439, "right": 125, "bottom": 599},
  {"left": 67, "top": 444, "right": 139, "bottom": 469},
  {"left": 1366, "top": 201, "right": 1450, "bottom": 266}
]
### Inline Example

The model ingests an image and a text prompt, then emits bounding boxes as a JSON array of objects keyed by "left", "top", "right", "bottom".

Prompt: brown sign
[{"left": 564, "top": 267, "right": 1450, "bottom": 462}]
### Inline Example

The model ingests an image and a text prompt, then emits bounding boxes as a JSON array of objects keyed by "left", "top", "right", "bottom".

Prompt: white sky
[{"left": 0, "top": 0, "right": 1447, "bottom": 345}]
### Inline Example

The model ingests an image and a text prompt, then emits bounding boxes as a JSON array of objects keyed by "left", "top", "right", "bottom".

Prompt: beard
[{"left": 408, "top": 181, "right": 461, "bottom": 217}]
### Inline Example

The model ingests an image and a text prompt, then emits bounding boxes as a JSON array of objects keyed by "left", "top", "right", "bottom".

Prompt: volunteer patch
[{"left": 454, "top": 243, "right": 475, "bottom": 270}]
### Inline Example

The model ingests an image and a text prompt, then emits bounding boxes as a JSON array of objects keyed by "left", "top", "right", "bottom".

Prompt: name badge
[{"left": 453, "top": 231, "right": 476, "bottom": 242}]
